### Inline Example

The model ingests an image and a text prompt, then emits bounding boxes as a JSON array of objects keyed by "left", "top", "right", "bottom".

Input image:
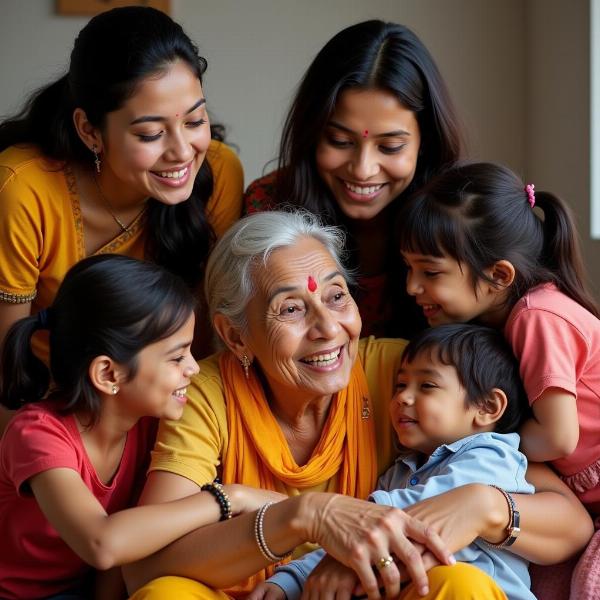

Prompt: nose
[
  {"left": 165, "top": 128, "right": 195, "bottom": 163},
  {"left": 308, "top": 304, "right": 341, "bottom": 340},
  {"left": 183, "top": 353, "right": 200, "bottom": 377},
  {"left": 349, "top": 144, "right": 380, "bottom": 181},
  {"left": 406, "top": 270, "right": 423, "bottom": 296},
  {"left": 393, "top": 387, "right": 414, "bottom": 406}
]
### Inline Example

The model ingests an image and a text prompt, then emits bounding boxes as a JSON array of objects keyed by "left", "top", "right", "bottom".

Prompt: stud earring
[
  {"left": 92, "top": 144, "right": 101, "bottom": 173},
  {"left": 240, "top": 354, "right": 252, "bottom": 380},
  {"left": 111, "top": 384, "right": 118, "bottom": 395}
]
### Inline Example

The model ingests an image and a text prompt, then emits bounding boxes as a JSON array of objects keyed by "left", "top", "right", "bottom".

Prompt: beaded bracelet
[
  {"left": 254, "top": 501, "right": 293, "bottom": 563},
  {"left": 484, "top": 484, "right": 520, "bottom": 548},
  {"left": 201, "top": 481, "right": 232, "bottom": 521}
]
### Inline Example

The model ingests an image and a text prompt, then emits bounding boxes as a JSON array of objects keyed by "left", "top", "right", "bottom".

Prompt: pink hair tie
[{"left": 525, "top": 184, "right": 535, "bottom": 208}]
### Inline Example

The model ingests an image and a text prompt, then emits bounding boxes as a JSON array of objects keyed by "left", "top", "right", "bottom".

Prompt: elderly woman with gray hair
[{"left": 124, "top": 211, "right": 591, "bottom": 600}]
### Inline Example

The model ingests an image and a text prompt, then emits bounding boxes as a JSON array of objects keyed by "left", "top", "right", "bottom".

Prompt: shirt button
[{"left": 409, "top": 477, "right": 419, "bottom": 485}]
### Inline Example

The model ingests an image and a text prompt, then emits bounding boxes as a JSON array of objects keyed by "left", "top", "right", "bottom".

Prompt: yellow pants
[{"left": 128, "top": 563, "right": 507, "bottom": 599}]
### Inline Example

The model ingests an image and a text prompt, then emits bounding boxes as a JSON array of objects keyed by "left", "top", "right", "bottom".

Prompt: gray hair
[{"left": 205, "top": 210, "right": 350, "bottom": 332}]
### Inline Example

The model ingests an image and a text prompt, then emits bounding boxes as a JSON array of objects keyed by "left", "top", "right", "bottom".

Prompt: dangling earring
[
  {"left": 240, "top": 354, "right": 252, "bottom": 380},
  {"left": 92, "top": 144, "right": 101, "bottom": 173},
  {"left": 111, "top": 384, "right": 118, "bottom": 395}
]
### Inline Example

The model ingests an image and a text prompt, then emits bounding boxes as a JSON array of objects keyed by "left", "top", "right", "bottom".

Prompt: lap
[
  {"left": 128, "top": 564, "right": 506, "bottom": 600},
  {"left": 128, "top": 576, "right": 230, "bottom": 600},
  {"left": 400, "top": 564, "right": 507, "bottom": 600}
]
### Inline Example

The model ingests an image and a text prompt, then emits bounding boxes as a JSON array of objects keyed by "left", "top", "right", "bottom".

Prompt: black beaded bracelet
[{"left": 201, "top": 481, "right": 232, "bottom": 521}]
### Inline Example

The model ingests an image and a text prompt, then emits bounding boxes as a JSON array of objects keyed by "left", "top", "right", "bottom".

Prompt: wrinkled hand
[
  {"left": 302, "top": 554, "right": 359, "bottom": 600},
  {"left": 306, "top": 494, "right": 454, "bottom": 599},
  {"left": 404, "top": 484, "right": 494, "bottom": 552},
  {"left": 246, "top": 582, "right": 286, "bottom": 600},
  {"left": 224, "top": 484, "right": 288, "bottom": 515}
]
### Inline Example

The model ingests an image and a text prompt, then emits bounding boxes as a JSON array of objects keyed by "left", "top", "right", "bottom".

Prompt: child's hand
[
  {"left": 224, "top": 483, "right": 288, "bottom": 515},
  {"left": 302, "top": 554, "right": 359, "bottom": 600},
  {"left": 246, "top": 581, "right": 286, "bottom": 600}
]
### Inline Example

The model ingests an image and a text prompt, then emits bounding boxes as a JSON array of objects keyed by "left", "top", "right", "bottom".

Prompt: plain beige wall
[
  {"left": 525, "top": 0, "right": 599, "bottom": 293},
  {"left": 1, "top": 0, "right": 596, "bottom": 288}
]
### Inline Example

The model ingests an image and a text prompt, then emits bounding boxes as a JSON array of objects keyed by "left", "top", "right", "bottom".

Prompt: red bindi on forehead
[
  {"left": 362, "top": 129, "right": 369, "bottom": 138},
  {"left": 307, "top": 276, "right": 318, "bottom": 292}
]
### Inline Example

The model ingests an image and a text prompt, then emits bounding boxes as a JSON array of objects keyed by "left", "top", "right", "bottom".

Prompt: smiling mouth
[
  {"left": 301, "top": 347, "right": 342, "bottom": 367},
  {"left": 154, "top": 166, "right": 189, "bottom": 180},
  {"left": 343, "top": 181, "right": 385, "bottom": 195},
  {"left": 173, "top": 387, "right": 187, "bottom": 398}
]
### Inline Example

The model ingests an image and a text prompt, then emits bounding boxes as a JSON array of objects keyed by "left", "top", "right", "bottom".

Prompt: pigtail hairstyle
[
  {"left": 275, "top": 19, "right": 464, "bottom": 226},
  {"left": 534, "top": 191, "right": 599, "bottom": 317},
  {"left": 0, "top": 313, "right": 52, "bottom": 409},
  {"left": 0, "top": 6, "right": 218, "bottom": 288},
  {"left": 397, "top": 162, "right": 599, "bottom": 317},
  {"left": 0, "top": 255, "right": 196, "bottom": 424}
]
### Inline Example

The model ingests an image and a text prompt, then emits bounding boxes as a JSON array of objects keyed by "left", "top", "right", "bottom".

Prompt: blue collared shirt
[{"left": 268, "top": 432, "right": 535, "bottom": 600}]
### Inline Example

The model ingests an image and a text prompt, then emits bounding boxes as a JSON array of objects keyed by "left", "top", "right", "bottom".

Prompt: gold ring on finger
[{"left": 376, "top": 555, "right": 394, "bottom": 570}]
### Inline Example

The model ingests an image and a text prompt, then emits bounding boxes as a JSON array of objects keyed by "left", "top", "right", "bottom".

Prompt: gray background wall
[{"left": 1, "top": 0, "right": 596, "bottom": 290}]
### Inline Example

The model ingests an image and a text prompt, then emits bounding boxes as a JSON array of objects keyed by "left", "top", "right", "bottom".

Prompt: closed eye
[
  {"left": 138, "top": 131, "right": 164, "bottom": 142},
  {"left": 379, "top": 144, "right": 406, "bottom": 155},
  {"left": 187, "top": 118, "right": 206, "bottom": 128}
]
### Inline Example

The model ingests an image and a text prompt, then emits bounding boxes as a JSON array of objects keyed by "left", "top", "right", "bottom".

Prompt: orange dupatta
[{"left": 219, "top": 351, "right": 377, "bottom": 597}]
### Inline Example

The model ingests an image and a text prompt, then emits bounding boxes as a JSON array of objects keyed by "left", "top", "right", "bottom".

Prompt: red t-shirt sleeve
[
  {"left": 1, "top": 409, "right": 78, "bottom": 495},
  {"left": 506, "top": 308, "right": 588, "bottom": 404}
]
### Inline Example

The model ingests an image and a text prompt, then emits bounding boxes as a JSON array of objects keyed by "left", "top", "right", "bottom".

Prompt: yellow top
[
  {"left": 0, "top": 140, "right": 243, "bottom": 358},
  {"left": 150, "top": 336, "right": 406, "bottom": 490},
  {"left": 149, "top": 336, "right": 406, "bottom": 592}
]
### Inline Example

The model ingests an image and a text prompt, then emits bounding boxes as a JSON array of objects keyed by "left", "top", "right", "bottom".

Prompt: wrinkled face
[
  {"left": 403, "top": 252, "right": 494, "bottom": 326},
  {"left": 242, "top": 237, "right": 362, "bottom": 407},
  {"left": 118, "top": 313, "right": 199, "bottom": 421},
  {"left": 316, "top": 88, "right": 421, "bottom": 221},
  {"left": 390, "top": 353, "right": 478, "bottom": 455},
  {"left": 98, "top": 59, "right": 211, "bottom": 206}
]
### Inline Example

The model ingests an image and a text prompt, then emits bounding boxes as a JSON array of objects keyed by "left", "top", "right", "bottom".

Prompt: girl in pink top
[
  {"left": 396, "top": 161, "right": 600, "bottom": 599},
  {"left": 0, "top": 255, "right": 281, "bottom": 600}
]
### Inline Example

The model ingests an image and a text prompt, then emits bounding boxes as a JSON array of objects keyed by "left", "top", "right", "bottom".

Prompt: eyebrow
[
  {"left": 267, "top": 271, "right": 343, "bottom": 304},
  {"left": 328, "top": 120, "right": 411, "bottom": 138},
  {"left": 130, "top": 98, "right": 206, "bottom": 125},
  {"left": 164, "top": 340, "right": 193, "bottom": 356},
  {"left": 397, "top": 367, "right": 442, "bottom": 378},
  {"left": 405, "top": 255, "right": 446, "bottom": 265}
]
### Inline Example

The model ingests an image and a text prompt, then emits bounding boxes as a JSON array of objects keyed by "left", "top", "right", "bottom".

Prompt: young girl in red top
[
  {"left": 397, "top": 161, "right": 600, "bottom": 599},
  {"left": 0, "top": 255, "right": 280, "bottom": 600}
]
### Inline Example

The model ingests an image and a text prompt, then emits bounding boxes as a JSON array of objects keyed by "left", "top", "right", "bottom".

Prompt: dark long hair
[
  {"left": 0, "top": 255, "right": 196, "bottom": 425},
  {"left": 275, "top": 19, "right": 464, "bottom": 226},
  {"left": 397, "top": 161, "right": 599, "bottom": 318},
  {"left": 0, "top": 6, "right": 219, "bottom": 288},
  {"left": 402, "top": 323, "right": 529, "bottom": 433}
]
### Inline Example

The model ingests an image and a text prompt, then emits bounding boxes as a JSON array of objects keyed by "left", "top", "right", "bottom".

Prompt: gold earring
[
  {"left": 240, "top": 354, "right": 251, "bottom": 380},
  {"left": 92, "top": 144, "right": 101, "bottom": 173},
  {"left": 111, "top": 384, "right": 118, "bottom": 395}
]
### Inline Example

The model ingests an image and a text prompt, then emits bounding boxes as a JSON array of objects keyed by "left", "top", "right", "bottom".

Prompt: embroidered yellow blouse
[{"left": 0, "top": 140, "right": 243, "bottom": 359}]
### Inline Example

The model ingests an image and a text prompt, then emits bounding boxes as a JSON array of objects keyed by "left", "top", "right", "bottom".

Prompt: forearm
[
  {"left": 519, "top": 417, "right": 572, "bottom": 462},
  {"left": 502, "top": 489, "right": 592, "bottom": 564},
  {"left": 480, "top": 463, "right": 593, "bottom": 564},
  {"left": 89, "top": 490, "right": 226, "bottom": 569},
  {"left": 123, "top": 494, "right": 311, "bottom": 593}
]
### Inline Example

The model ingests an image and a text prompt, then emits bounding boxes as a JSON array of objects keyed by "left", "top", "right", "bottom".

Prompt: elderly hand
[{"left": 302, "top": 493, "right": 455, "bottom": 599}]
